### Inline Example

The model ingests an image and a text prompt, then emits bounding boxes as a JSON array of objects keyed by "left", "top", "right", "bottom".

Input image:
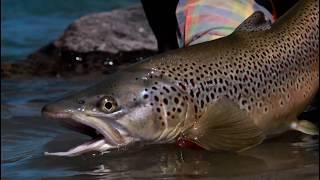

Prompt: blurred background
[{"left": 1, "top": 0, "right": 139, "bottom": 62}]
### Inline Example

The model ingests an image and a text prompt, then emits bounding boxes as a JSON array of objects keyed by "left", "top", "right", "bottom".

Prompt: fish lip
[
  {"left": 42, "top": 108, "right": 126, "bottom": 146},
  {"left": 70, "top": 113, "right": 126, "bottom": 146}
]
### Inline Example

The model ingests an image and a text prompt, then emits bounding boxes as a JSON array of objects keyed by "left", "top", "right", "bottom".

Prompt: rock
[
  {"left": 2, "top": 6, "right": 158, "bottom": 79},
  {"left": 54, "top": 6, "right": 157, "bottom": 53}
]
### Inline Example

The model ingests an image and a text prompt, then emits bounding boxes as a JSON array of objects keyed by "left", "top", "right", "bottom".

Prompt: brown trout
[{"left": 42, "top": 0, "right": 319, "bottom": 156}]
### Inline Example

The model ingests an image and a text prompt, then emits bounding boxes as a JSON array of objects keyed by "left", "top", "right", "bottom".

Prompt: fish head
[{"left": 42, "top": 68, "right": 191, "bottom": 156}]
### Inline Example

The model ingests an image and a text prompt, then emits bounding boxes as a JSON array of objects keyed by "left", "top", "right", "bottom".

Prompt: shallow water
[{"left": 1, "top": 79, "right": 319, "bottom": 179}]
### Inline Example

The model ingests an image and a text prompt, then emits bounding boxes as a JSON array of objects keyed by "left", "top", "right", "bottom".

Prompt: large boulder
[
  {"left": 54, "top": 6, "right": 157, "bottom": 54},
  {"left": 2, "top": 6, "right": 157, "bottom": 79}
]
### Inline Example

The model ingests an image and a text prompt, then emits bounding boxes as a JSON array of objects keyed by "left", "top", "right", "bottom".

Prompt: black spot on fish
[
  {"left": 178, "top": 83, "right": 186, "bottom": 91},
  {"left": 170, "top": 86, "right": 177, "bottom": 92},
  {"left": 163, "top": 86, "right": 170, "bottom": 93},
  {"left": 174, "top": 97, "right": 179, "bottom": 104},
  {"left": 163, "top": 98, "right": 168, "bottom": 105}
]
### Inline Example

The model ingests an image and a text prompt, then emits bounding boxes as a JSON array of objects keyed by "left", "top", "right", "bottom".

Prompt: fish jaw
[{"left": 42, "top": 105, "right": 138, "bottom": 157}]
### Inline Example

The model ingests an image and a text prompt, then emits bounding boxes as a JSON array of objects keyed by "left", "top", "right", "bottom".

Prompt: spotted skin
[{"left": 135, "top": 0, "right": 319, "bottom": 136}]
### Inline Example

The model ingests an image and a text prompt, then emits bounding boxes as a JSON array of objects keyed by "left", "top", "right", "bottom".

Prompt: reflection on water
[{"left": 1, "top": 79, "right": 319, "bottom": 179}]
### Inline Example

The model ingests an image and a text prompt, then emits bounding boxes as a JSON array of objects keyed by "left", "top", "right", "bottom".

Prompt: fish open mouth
[{"left": 42, "top": 111, "right": 133, "bottom": 157}]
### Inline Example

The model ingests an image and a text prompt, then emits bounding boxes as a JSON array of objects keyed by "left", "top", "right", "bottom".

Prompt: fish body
[{"left": 42, "top": 0, "right": 319, "bottom": 156}]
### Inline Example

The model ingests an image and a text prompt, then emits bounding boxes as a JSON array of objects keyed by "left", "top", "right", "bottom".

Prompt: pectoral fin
[
  {"left": 291, "top": 120, "right": 319, "bottom": 135},
  {"left": 183, "top": 99, "right": 265, "bottom": 152}
]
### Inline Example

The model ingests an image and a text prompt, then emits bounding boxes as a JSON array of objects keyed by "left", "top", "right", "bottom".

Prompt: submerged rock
[{"left": 2, "top": 6, "right": 157, "bottom": 79}]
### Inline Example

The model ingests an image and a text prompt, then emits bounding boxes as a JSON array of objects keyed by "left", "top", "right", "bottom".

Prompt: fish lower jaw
[
  {"left": 44, "top": 112, "right": 136, "bottom": 157},
  {"left": 44, "top": 134, "right": 136, "bottom": 157}
]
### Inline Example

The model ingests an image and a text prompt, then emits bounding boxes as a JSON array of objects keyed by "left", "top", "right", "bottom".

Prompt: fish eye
[
  {"left": 104, "top": 101, "right": 113, "bottom": 109},
  {"left": 99, "top": 96, "right": 118, "bottom": 113}
]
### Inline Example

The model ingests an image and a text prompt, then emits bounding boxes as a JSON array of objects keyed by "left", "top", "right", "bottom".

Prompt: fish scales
[{"left": 137, "top": 0, "right": 319, "bottom": 134}]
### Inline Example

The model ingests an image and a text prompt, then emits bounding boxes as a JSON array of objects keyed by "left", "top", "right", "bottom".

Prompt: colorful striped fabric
[{"left": 176, "top": 0, "right": 274, "bottom": 47}]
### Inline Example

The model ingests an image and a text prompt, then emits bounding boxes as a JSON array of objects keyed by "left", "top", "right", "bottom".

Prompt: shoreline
[{"left": 1, "top": 6, "right": 157, "bottom": 79}]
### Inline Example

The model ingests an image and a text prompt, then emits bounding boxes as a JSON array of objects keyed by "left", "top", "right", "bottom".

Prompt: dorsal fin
[{"left": 235, "top": 11, "right": 272, "bottom": 32}]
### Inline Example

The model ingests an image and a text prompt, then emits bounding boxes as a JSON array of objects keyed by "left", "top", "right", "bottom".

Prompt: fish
[{"left": 42, "top": 0, "right": 319, "bottom": 156}]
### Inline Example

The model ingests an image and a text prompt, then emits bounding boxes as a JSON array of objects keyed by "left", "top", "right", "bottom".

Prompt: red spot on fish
[{"left": 176, "top": 137, "right": 203, "bottom": 150}]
